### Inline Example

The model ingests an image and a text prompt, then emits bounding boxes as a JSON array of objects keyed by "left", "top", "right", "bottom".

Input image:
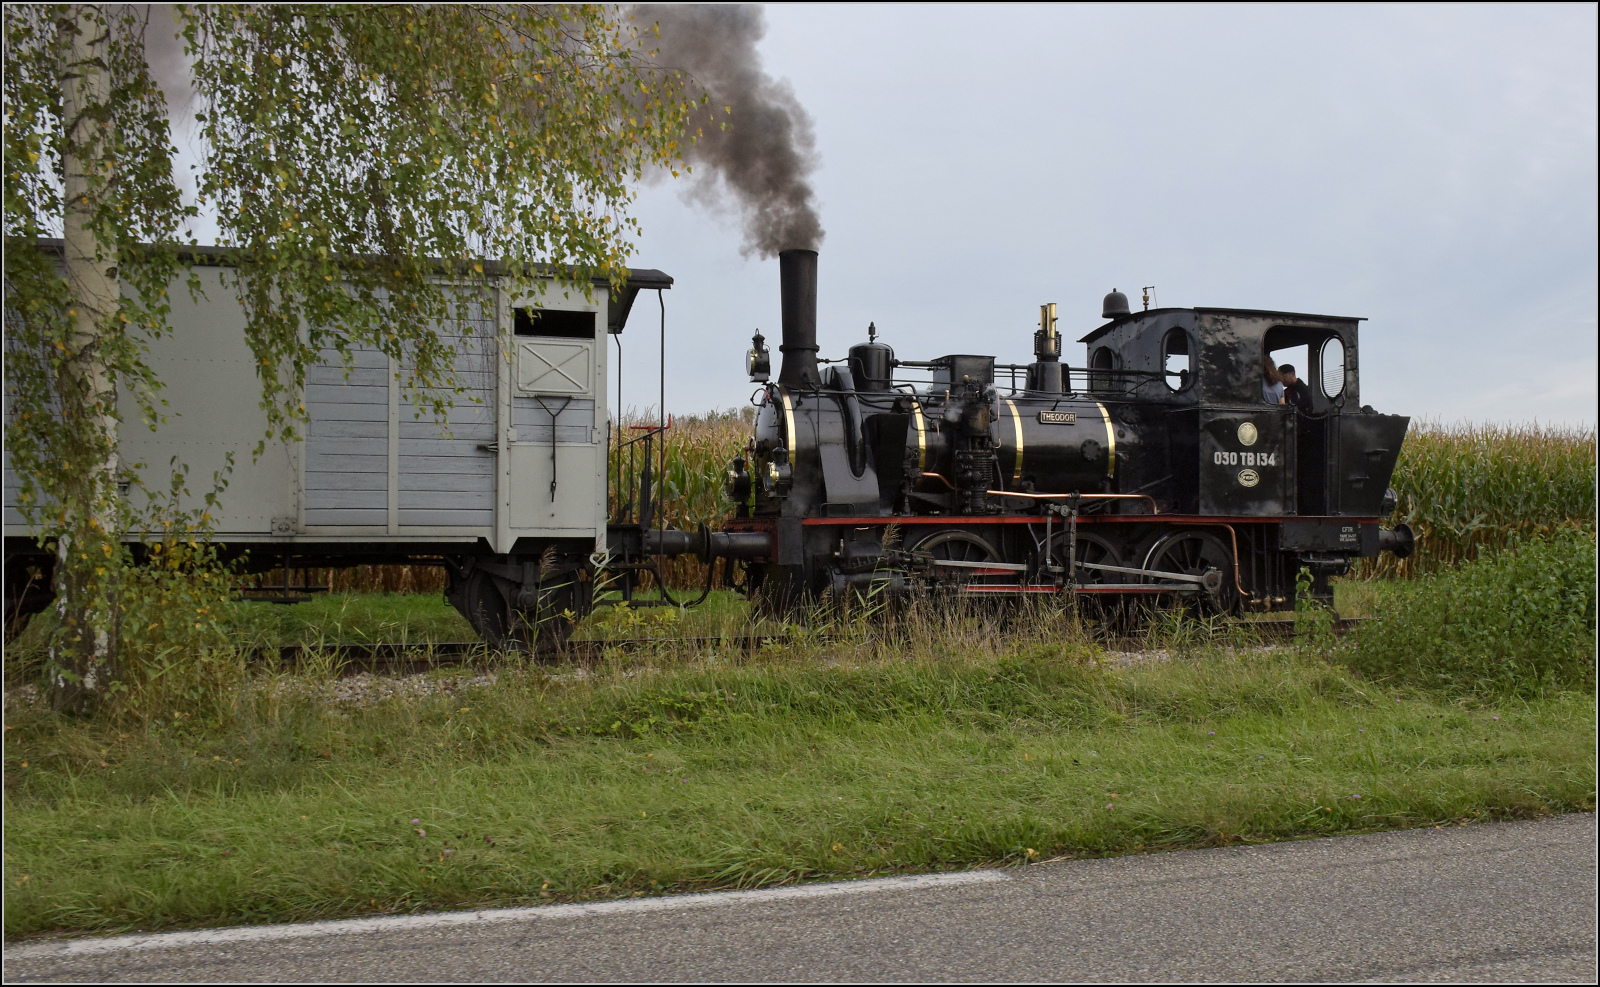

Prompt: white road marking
[{"left": 6, "top": 869, "right": 1009, "bottom": 959}]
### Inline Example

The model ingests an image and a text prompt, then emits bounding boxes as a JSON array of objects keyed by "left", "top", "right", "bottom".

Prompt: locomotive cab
[{"left": 1078, "top": 307, "right": 1407, "bottom": 525}]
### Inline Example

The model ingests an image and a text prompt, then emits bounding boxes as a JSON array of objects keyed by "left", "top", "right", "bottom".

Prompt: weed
[
  {"left": 1344, "top": 530, "right": 1596, "bottom": 696},
  {"left": 5, "top": 642, "right": 1591, "bottom": 938}
]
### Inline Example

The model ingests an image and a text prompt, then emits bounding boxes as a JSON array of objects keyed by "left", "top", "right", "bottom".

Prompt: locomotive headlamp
[
  {"left": 762, "top": 449, "right": 793, "bottom": 497},
  {"left": 746, "top": 331, "right": 771, "bottom": 382}
]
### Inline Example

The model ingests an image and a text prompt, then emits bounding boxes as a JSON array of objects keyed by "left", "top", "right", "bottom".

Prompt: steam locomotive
[{"left": 617, "top": 248, "right": 1414, "bottom": 618}]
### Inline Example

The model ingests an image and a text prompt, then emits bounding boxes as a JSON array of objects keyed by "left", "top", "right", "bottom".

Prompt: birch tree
[{"left": 3, "top": 4, "right": 696, "bottom": 712}]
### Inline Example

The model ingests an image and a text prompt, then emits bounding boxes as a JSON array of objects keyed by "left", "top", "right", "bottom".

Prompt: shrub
[{"left": 1344, "top": 530, "right": 1596, "bottom": 696}]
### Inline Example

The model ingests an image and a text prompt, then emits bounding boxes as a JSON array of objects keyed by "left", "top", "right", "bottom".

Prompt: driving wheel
[
  {"left": 1049, "top": 530, "right": 1132, "bottom": 625},
  {"left": 1140, "top": 530, "right": 1237, "bottom": 617},
  {"left": 911, "top": 530, "right": 1005, "bottom": 592}
]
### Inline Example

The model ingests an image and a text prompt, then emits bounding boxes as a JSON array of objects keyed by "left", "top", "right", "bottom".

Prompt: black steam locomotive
[{"left": 640, "top": 248, "right": 1413, "bottom": 616}]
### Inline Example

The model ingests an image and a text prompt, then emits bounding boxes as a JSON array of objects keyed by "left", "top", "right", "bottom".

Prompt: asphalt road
[{"left": 8, "top": 813, "right": 1595, "bottom": 983}]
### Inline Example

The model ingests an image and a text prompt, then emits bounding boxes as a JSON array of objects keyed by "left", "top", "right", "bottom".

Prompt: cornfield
[
  {"left": 260, "top": 415, "right": 1593, "bottom": 594},
  {"left": 1365, "top": 421, "right": 1596, "bottom": 578}
]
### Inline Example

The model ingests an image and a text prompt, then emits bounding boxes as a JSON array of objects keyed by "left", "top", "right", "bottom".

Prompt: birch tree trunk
[{"left": 51, "top": 4, "right": 122, "bottom": 713}]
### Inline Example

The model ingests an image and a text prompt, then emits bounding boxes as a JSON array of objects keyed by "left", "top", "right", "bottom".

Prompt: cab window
[{"left": 1161, "top": 328, "right": 1190, "bottom": 391}]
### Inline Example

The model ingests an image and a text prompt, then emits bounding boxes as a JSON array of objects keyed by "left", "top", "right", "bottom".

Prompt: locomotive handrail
[
  {"left": 987, "top": 490, "right": 1160, "bottom": 514},
  {"left": 789, "top": 377, "right": 1182, "bottom": 399}
]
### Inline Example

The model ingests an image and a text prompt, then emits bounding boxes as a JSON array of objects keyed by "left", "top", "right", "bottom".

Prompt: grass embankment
[
  {"left": 7, "top": 531, "right": 1595, "bottom": 939},
  {"left": 6, "top": 648, "right": 1591, "bottom": 939},
  {"left": 223, "top": 587, "right": 763, "bottom": 644},
  {"left": 169, "top": 580, "right": 1410, "bottom": 645},
  {"left": 6, "top": 589, "right": 763, "bottom": 659}
]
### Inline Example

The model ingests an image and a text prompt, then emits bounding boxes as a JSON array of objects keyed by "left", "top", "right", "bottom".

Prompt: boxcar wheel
[
  {"left": 452, "top": 568, "right": 514, "bottom": 651},
  {"left": 448, "top": 567, "right": 578, "bottom": 653},
  {"left": 521, "top": 577, "right": 580, "bottom": 651}
]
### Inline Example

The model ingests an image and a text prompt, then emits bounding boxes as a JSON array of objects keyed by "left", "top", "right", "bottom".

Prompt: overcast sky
[{"left": 619, "top": 4, "right": 1597, "bottom": 426}]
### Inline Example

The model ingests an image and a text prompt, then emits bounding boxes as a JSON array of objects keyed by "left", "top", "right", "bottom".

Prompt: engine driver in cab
[{"left": 1279, "top": 364, "right": 1313, "bottom": 413}]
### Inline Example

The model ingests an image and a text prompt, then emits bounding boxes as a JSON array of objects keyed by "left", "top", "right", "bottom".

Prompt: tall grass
[
  {"left": 1369, "top": 422, "right": 1595, "bottom": 578},
  {"left": 1344, "top": 528, "right": 1596, "bottom": 696},
  {"left": 7, "top": 601, "right": 1594, "bottom": 936}
]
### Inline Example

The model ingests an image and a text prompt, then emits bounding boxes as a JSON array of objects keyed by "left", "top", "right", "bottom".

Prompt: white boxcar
[{"left": 3, "top": 245, "right": 672, "bottom": 645}]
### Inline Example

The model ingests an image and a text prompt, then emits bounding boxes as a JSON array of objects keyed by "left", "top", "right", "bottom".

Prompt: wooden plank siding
[
  {"left": 397, "top": 325, "right": 497, "bottom": 528},
  {"left": 303, "top": 346, "right": 391, "bottom": 527},
  {"left": 510, "top": 396, "right": 596, "bottom": 445},
  {"left": 303, "top": 311, "right": 499, "bottom": 530}
]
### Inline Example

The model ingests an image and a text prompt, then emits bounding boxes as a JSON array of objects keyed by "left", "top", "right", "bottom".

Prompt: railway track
[
  {"left": 262, "top": 618, "right": 1363, "bottom": 676},
  {"left": 262, "top": 634, "right": 797, "bottom": 674}
]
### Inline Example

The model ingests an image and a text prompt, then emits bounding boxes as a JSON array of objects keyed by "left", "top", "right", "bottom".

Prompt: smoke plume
[
  {"left": 635, "top": 4, "right": 824, "bottom": 257},
  {"left": 138, "top": 4, "right": 193, "bottom": 117}
]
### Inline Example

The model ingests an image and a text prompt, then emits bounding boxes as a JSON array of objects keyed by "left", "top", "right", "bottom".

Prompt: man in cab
[{"left": 1278, "top": 364, "right": 1313, "bottom": 413}]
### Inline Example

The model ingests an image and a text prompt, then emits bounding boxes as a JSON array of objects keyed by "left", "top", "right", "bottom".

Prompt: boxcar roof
[
  {"left": 27, "top": 238, "right": 671, "bottom": 334},
  {"left": 1077, "top": 306, "right": 1365, "bottom": 344}
]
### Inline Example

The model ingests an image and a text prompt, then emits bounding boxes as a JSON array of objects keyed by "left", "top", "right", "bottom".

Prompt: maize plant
[{"left": 1363, "top": 422, "right": 1595, "bottom": 578}]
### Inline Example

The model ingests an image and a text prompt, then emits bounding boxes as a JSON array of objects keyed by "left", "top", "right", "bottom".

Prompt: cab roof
[{"left": 1078, "top": 306, "right": 1365, "bottom": 345}]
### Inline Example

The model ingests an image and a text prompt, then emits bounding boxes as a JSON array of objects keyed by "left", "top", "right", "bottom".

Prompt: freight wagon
[{"left": 4, "top": 243, "right": 670, "bottom": 643}]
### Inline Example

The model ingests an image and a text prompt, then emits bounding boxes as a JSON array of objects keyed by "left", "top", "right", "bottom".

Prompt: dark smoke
[
  {"left": 635, "top": 4, "right": 823, "bottom": 257},
  {"left": 127, "top": 5, "right": 194, "bottom": 117}
]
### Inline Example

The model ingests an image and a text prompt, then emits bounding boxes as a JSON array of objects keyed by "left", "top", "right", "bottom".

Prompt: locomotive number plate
[
  {"left": 1213, "top": 450, "right": 1276, "bottom": 467},
  {"left": 1037, "top": 411, "right": 1077, "bottom": 425}
]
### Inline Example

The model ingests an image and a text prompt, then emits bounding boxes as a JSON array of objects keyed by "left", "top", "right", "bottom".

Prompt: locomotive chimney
[{"left": 777, "top": 248, "right": 821, "bottom": 388}]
